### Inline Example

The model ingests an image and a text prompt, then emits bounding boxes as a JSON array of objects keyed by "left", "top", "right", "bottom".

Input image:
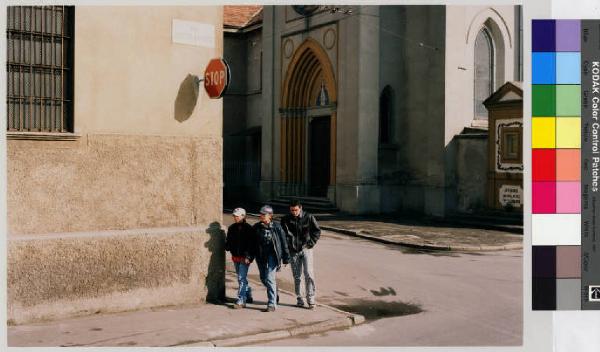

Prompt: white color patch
[
  {"left": 172, "top": 19, "right": 215, "bottom": 48},
  {"left": 532, "top": 214, "right": 581, "bottom": 245}
]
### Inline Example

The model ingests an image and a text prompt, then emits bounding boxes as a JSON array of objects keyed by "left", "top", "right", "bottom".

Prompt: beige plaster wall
[
  {"left": 7, "top": 134, "right": 222, "bottom": 235},
  {"left": 74, "top": 6, "right": 223, "bottom": 137},
  {"left": 7, "top": 6, "right": 225, "bottom": 324},
  {"left": 444, "top": 6, "right": 518, "bottom": 145},
  {"left": 8, "top": 226, "right": 225, "bottom": 325},
  {"left": 8, "top": 6, "right": 224, "bottom": 235}
]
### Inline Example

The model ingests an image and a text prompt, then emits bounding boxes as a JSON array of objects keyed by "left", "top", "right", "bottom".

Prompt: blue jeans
[
  {"left": 233, "top": 261, "right": 252, "bottom": 304},
  {"left": 258, "top": 254, "right": 278, "bottom": 307}
]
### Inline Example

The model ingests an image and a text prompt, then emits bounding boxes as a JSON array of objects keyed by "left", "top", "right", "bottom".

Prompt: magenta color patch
[
  {"left": 533, "top": 182, "right": 557, "bottom": 214},
  {"left": 556, "top": 182, "right": 581, "bottom": 213}
]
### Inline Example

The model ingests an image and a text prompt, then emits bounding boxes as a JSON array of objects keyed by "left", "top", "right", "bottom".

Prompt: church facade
[{"left": 224, "top": 5, "right": 522, "bottom": 216}]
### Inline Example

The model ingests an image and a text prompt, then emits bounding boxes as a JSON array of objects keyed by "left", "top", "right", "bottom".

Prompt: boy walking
[
  {"left": 252, "top": 205, "right": 290, "bottom": 312},
  {"left": 225, "top": 208, "right": 255, "bottom": 308},
  {"left": 281, "top": 199, "right": 321, "bottom": 309}
]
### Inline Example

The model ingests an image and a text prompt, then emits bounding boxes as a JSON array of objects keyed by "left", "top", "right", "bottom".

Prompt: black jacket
[
  {"left": 252, "top": 221, "right": 290, "bottom": 269},
  {"left": 281, "top": 211, "right": 321, "bottom": 255},
  {"left": 225, "top": 221, "right": 255, "bottom": 260}
]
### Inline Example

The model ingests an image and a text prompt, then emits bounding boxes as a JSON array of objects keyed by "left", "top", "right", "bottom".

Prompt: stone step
[
  {"left": 268, "top": 198, "right": 339, "bottom": 213},
  {"left": 277, "top": 195, "right": 335, "bottom": 205}
]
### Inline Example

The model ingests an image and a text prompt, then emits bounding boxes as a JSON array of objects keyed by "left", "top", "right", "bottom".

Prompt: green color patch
[
  {"left": 532, "top": 85, "right": 556, "bottom": 117},
  {"left": 556, "top": 85, "right": 581, "bottom": 116}
]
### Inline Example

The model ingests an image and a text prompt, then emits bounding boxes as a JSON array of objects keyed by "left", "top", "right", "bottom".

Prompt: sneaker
[
  {"left": 233, "top": 303, "right": 245, "bottom": 309},
  {"left": 308, "top": 303, "right": 316, "bottom": 309},
  {"left": 296, "top": 299, "right": 305, "bottom": 307},
  {"left": 265, "top": 305, "right": 276, "bottom": 312}
]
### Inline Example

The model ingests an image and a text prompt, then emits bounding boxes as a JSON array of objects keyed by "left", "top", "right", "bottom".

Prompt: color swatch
[
  {"left": 532, "top": 20, "right": 580, "bottom": 310},
  {"left": 532, "top": 20, "right": 600, "bottom": 310}
]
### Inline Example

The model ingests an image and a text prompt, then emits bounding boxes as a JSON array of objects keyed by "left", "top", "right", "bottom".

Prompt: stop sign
[{"left": 203, "top": 58, "right": 230, "bottom": 99}]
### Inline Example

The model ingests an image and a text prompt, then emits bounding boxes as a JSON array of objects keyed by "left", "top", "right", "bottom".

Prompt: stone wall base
[{"left": 8, "top": 226, "right": 225, "bottom": 325}]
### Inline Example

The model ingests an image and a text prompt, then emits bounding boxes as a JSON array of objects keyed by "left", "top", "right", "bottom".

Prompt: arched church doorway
[
  {"left": 280, "top": 38, "right": 337, "bottom": 198},
  {"left": 309, "top": 116, "right": 330, "bottom": 196}
]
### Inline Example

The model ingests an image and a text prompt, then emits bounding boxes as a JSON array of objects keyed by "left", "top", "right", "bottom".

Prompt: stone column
[
  {"left": 336, "top": 6, "right": 381, "bottom": 214},
  {"left": 259, "top": 6, "right": 278, "bottom": 201}
]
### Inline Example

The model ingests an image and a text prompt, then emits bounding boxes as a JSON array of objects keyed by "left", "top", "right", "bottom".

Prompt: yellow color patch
[
  {"left": 556, "top": 117, "right": 580, "bottom": 148},
  {"left": 532, "top": 117, "right": 556, "bottom": 149}
]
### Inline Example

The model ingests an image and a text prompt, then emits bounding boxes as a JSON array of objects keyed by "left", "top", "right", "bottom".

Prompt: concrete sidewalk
[
  {"left": 230, "top": 212, "right": 522, "bottom": 252},
  {"left": 318, "top": 219, "right": 522, "bottom": 251},
  {"left": 8, "top": 270, "right": 363, "bottom": 347}
]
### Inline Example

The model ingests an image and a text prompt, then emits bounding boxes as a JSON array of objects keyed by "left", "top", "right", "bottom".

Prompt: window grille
[{"left": 6, "top": 6, "right": 74, "bottom": 133}]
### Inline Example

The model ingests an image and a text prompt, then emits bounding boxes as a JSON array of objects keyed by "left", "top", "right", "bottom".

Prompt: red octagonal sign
[{"left": 204, "top": 58, "right": 230, "bottom": 99}]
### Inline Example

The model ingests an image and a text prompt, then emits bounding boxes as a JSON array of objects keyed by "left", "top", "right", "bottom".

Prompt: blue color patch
[
  {"left": 556, "top": 52, "right": 581, "bottom": 85},
  {"left": 533, "top": 20, "right": 556, "bottom": 52},
  {"left": 532, "top": 52, "right": 556, "bottom": 84}
]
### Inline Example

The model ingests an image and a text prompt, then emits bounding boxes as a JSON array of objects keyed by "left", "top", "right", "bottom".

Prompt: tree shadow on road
[{"left": 330, "top": 298, "right": 423, "bottom": 321}]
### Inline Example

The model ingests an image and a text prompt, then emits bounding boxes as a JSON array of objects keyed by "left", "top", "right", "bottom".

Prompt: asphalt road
[{"left": 245, "top": 230, "right": 523, "bottom": 347}]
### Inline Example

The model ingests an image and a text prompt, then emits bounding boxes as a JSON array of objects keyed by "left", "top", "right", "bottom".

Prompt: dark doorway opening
[{"left": 309, "top": 116, "right": 331, "bottom": 197}]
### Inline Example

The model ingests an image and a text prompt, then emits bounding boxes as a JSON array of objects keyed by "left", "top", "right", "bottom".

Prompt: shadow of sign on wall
[{"left": 174, "top": 74, "right": 200, "bottom": 123}]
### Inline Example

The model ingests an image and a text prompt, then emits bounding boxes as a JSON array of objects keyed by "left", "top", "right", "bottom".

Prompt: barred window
[{"left": 6, "top": 6, "right": 74, "bottom": 133}]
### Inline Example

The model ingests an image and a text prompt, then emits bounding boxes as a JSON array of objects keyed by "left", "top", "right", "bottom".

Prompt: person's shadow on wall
[
  {"left": 174, "top": 74, "right": 200, "bottom": 123},
  {"left": 204, "top": 222, "right": 226, "bottom": 303}
]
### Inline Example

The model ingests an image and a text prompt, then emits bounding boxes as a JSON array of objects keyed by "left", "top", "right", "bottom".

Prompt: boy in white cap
[{"left": 225, "top": 207, "right": 255, "bottom": 308}]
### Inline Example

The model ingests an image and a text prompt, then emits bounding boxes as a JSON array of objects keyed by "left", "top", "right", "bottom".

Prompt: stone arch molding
[
  {"left": 465, "top": 8, "right": 514, "bottom": 92},
  {"left": 281, "top": 37, "right": 337, "bottom": 108},
  {"left": 465, "top": 8, "right": 513, "bottom": 49}
]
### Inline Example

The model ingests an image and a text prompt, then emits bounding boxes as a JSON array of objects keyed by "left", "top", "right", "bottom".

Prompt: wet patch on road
[
  {"left": 330, "top": 299, "right": 423, "bottom": 321},
  {"left": 370, "top": 287, "right": 396, "bottom": 296},
  {"left": 334, "top": 291, "right": 349, "bottom": 297},
  {"left": 90, "top": 328, "right": 103, "bottom": 331}
]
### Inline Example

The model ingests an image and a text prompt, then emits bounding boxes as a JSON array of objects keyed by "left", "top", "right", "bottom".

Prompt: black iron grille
[{"left": 6, "top": 6, "right": 74, "bottom": 133}]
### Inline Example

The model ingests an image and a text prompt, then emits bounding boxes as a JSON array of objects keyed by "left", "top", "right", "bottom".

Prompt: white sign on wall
[
  {"left": 172, "top": 19, "right": 215, "bottom": 48},
  {"left": 499, "top": 185, "right": 522, "bottom": 207}
]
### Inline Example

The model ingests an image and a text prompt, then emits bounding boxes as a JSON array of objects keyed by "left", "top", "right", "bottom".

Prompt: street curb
[
  {"left": 320, "top": 225, "right": 523, "bottom": 252},
  {"left": 207, "top": 316, "right": 357, "bottom": 347},
  {"left": 212, "top": 330, "right": 292, "bottom": 347},
  {"left": 288, "top": 317, "right": 352, "bottom": 336}
]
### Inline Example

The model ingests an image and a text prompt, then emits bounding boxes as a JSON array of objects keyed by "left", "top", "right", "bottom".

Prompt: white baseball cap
[{"left": 232, "top": 208, "right": 246, "bottom": 217}]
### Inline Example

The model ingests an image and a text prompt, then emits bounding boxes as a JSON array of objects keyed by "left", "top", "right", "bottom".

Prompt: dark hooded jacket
[{"left": 251, "top": 220, "right": 290, "bottom": 269}]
